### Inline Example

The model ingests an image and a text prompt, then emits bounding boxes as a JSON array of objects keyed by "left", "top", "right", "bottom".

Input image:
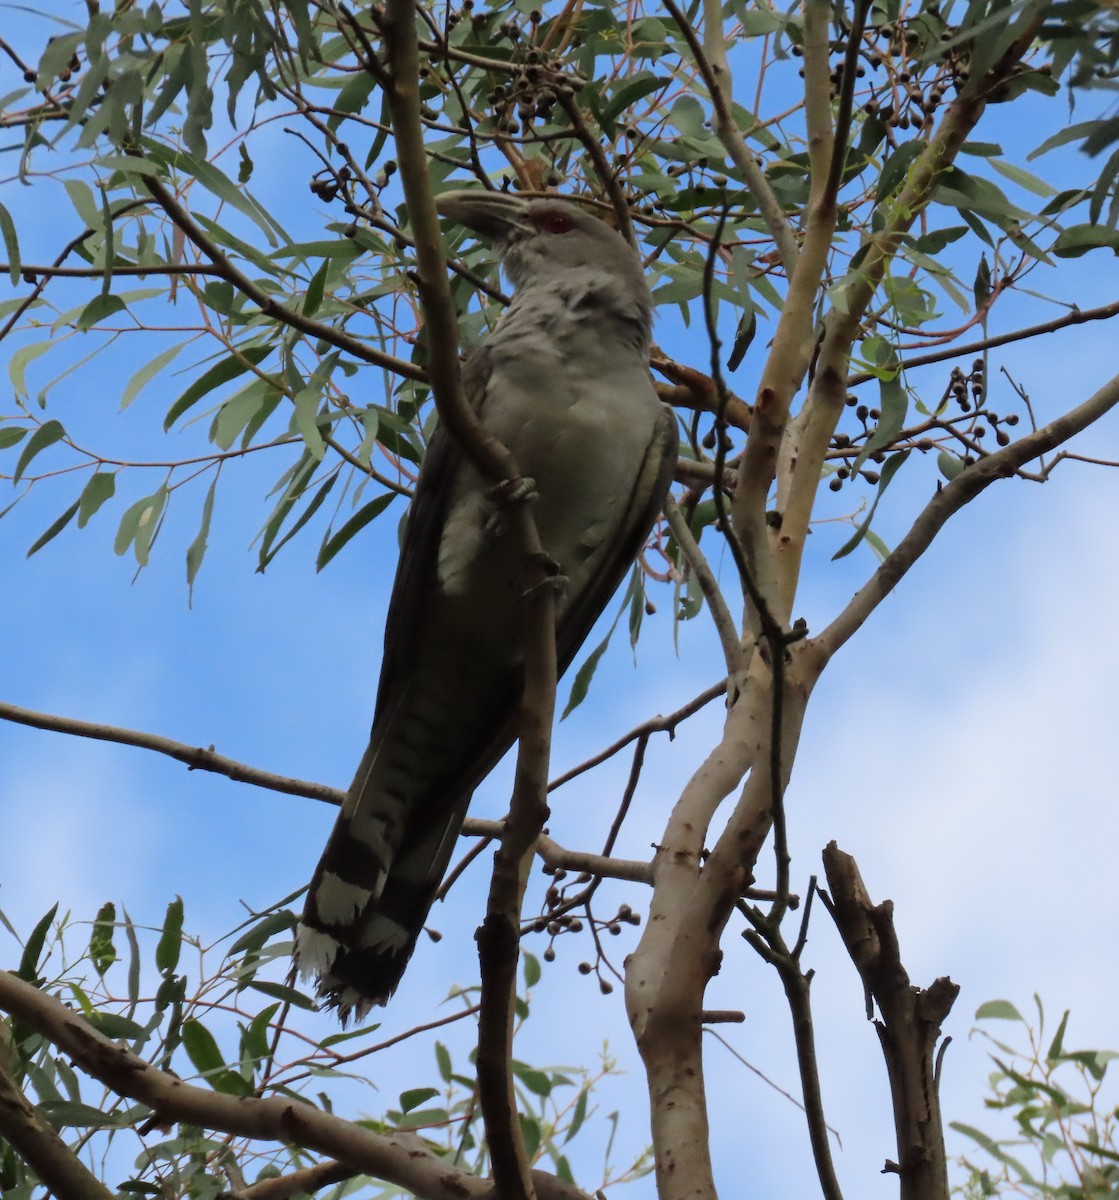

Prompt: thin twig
[
  {"left": 0, "top": 700, "right": 343, "bottom": 805},
  {"left": 143, "top": 176, "right": 424, "bottom": 381},
  {"left": 817, "top": 368, "right": 1119, "bottom": 657},
  {"left": 664, "top": 497, "right": 746, "bottom": 675},
  {"left": 0, "top": 969, "right": 596, "bottom": 1200}
]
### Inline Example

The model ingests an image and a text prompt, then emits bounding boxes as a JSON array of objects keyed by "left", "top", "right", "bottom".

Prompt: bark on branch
[
  {"left": 0, "top": 1057, "right": 115, "bottom": 1200},
  {"left": 0, "top": 970, "right": 593, "bottom": 1200},
  {"left": 821, "top": 843, "right": 959, "bottom": 1200}
]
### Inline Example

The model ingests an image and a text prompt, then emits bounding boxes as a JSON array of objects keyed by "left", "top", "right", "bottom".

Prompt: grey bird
[{"left": 296, "top": 191, "right": 678, "bottom": 1019}]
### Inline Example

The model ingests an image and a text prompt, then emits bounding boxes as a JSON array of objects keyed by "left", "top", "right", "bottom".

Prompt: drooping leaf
[
  {"left": 13, "top": 419, "right": 65, "bottom": 485},
  {"left": 155, "top": 896, "right": 184, "bottom": 974},
  {"left": 316, "top": 492, "right": 395, "bottom": 571},
  {"left": 831, "top": 451, "right": 910, "bottom": 560},
  {"left": 121, "top": 343, "right": 185, "bottom": 409},
  {"left": 0, "top": 202, "right": 20, "bottom": 285},
  {"left": 976, "top": 999, "right": 1025, "bottom": 1022},
  {"left": 561, "top": 629, "right": 612, "bottom": 719},
  {"left": 186, "top": 475, "right": 218, "bottom": 601},
  {"left": 77, "top": 472, "right": 117, "bottom": 528},
  {"left": 17, "top": 903, "right": 59, "bottom": 983},
  {"left": 400, "top": 1087, "right": 439, "bottom": 1114},
  {"left": 164, "top": 344, "right": 273, "bottom": 430},
  {"left": 26, "top": 501, "right": 80, "bottom": 557},
  {"left": 89, "top": 901, "right": 117, "bottom": 977}
]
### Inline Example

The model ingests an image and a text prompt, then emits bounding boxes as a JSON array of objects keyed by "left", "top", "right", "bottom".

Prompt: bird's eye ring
[{"left": 534, "top": 212, "right": 575, "bottom": 234}]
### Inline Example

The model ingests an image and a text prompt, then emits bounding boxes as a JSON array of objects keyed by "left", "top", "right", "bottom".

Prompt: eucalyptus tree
[{"left": 0, "top": 1, "right": 1117, "bottom": 1199}]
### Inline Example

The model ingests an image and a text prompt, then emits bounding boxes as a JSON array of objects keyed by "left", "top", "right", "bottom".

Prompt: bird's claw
[
  {"left": 521, "top": 553, "right": 568, "bottom": 602},
  {"left": 487, "top": 476, "right": 538, "bottom": 507}
]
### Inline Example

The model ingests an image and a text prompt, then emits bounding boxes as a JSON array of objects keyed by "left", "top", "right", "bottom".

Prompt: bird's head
[{"left": 436, "top": 191, "right": 648, "bottom": 296}]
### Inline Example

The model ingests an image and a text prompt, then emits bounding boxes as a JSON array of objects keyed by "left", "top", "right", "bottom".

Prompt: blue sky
[{"left": 2, "top": 2, "right": 1119, "bottom": 1196}]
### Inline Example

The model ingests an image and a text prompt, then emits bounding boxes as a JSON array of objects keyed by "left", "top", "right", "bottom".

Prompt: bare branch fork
[{"left": 821, "top": 844, "right": 959, "bottom": 1200}]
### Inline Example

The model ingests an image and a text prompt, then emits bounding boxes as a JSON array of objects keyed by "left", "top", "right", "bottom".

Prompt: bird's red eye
[{"left": 534, "top": 212, "right": 575, "bottom": 234}]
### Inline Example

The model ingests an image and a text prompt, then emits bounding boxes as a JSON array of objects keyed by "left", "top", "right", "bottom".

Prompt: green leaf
[
  {"left": 319, "top": 1022, "right": 383, "bottom": 1049},
  {"left": 18, "top": 903, "right": 59, "bottom": 982},
  {"left": 113, "top": 486, "right": 169, "bottom": 566},
  {"left": 62, "top": 178, "right": 100, "bottom": 230},
  {"left": 523, "top": 951, "right": 541, "bottom": 988},
  {"left": 228, "top": 911, "right": 295, "bottom": 957},
  {"left": 876, "top": 141, "right": 924, "bottom": 204},
  {"left": 512, "top": 1063, "right": 553, "bottom": 1097},
  {"left": 831, "top": 451, "right": 910, "bottom": 560},
  {"left": 519, "top": 1113, "right": 541, "bottom": 1158},
  {"left": 328, "top": 71, "right": 377, "bottom": 133},
  {"left": 0, "top": 425, "right": 28, "bottom": 450},
  {"left": 914, "top": 226, "right": 968, "bottom": 255},
  {"left": 597, "top": 73, "right": 670, "bottom": 135},
  {"left": 181, "top": 1019, "right": 224, "bottom": 1075},
  {"left": 1029, "top": 119, "right": 1103, "bottom": 160},
  {"left": 565, "top": 1086, "right": 589, "bottom": 1143},
  {"left": 316, "top": 492, "right": 395, "bottom": 571},
  {"left": 210, "top": 380, "right": 282, "bottom": 451},
  {"left": 122, "top": 343, "right": 185, "bottom": 409},
  {"left": 0, "top": 202, "right": 20, "bottom": 285},
  {"left": 123, "top": 907, "right": 141, "bottom": 1009},
  {"left": 77, "top": 471, "right": 116, "bottom": 528},
  {"left": 245, "top": 980, "right": 317, "bottom": 1010},
  {"left": 976, "top": 999, "right": 1024, "bottom": 1022},
  {"left": 852, "top": 352, "right": 907, "bottom": 475},
  {"left": 1045, "top": 1009, "right": 1069, "bottom": 1062},
  {"left": 8, "top": 341, "right": 51, "bottom": 398},
  {"left": 241, "top": 1002, "right": 280, "bottom": 1066},
  {"left": 89, "top": 901, "right": 117, "bottom": 977},
  {"left": 142, "top": 142, "right": 289, "bottom": 247},
  {"left": 155, "top": 896, "right": 184, "bottom": 973},
  {"left": 258, "top": 467, "right": 335, "bottom": 571},
  {"left": 561, "top": 629, "right": 612, "bottom": 719},
  {"left": 39, "top": 1100, "right": 126, "bottom": 1129},
  {"left": 987, "top": 158, "right": 1055, "bottom": 198},
  {"left": 91, "top": 154, "right": 165, "bottom": 177},
  {"left": 668, "top": 95, "right": 706, "bottom": 138},
  {"left": 400, "top": 1087, "right": 439, "bottom": 1114},
  {"left": 164, "top": 345, "right": 272, "bottom": 430},
  {"left": 434, "top": 1041, "right": 452, "bottom": 1083},
  {"left": 303, "top": 257, "right": 329, "bottom": 317},
  {"left": 87, "top": 1012, "right": 145, "bottom": 1040},
  {"left": 13, "top": 419, "right": 65, "bottom": 485},
  {"left": 26, "top": 501, "right": 80, "bottom": 557},
  {"left": 937, "top": 450, "right": 964, "bottom": 481},
  {"left": 292, "top": 386, "right": 326, "bottom": 459},
  {"left": 1051, "top": 225, "right": 1119, "bottom": 258},
  {"left": 186, "top": 476, "right": 218, "bottom": 601}
]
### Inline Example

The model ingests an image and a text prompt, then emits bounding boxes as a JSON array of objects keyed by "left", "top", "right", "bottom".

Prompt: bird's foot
[
  {"left": 521, "top": 552, "right": 568, "bottom": 602},
  {"left": 487, "top": 475, "right": 538, "bottom": 507}
]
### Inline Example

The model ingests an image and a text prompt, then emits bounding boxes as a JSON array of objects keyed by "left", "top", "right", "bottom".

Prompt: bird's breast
[{"left": 435, "top": 315, "right": 662, "bottom": 615}]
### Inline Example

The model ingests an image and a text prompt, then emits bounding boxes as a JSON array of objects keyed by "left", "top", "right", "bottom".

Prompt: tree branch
[
  {"left": 849, "top": 298, "right": 1119, "bottom": 386},
  {"left": 661, "top": 0, "right": 799, "bottom": 275},
  {"left": 0, "top": 697, "right": 664, "bottom": 885},
  {"left": 228, "top": 1158, "right": 355, "bottom": 1200},
  {"left": 664, "top": 497, "right": 746, "bottom": 675},
  {"left": 816, "top": 368, "right": 1119, "bottom": 657},
  {"left": 0, "top": 1058, "right": 115, "bottom": 1200},
  {"left": 0, "top": 970, "right": 595, "bottom": 1200},
  {"left": 0, "top": 699, "right": 343, "bottom": 805},
  {"left": 821, "top": 844, "right": 958, "bottom": 1200},
  {"left": 142, "top": 175, "right": 425, "bottom": 383}
]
